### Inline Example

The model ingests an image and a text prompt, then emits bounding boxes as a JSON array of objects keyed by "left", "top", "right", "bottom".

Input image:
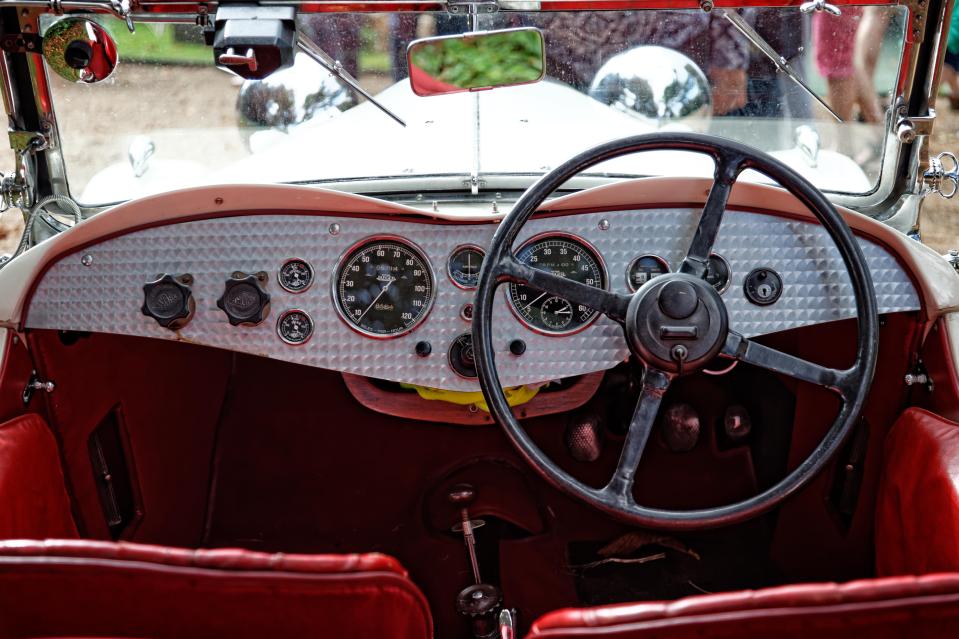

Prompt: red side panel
[
  {"left": 0, "top": 414, "right": 77, "bottom": 539},
  {"left": 876, "top": 407, "right": 959, "bottom": 575},
  {"left": 527, "top": 574, "right": 959, "bottom": 638},
  {"left": 0, "top": 540, "right": 432, "bottom": 639}
]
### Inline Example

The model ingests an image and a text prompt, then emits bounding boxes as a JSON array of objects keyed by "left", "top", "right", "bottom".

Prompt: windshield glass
[{"left": 43, "top": 6, "right": 907, "bottom": 206}]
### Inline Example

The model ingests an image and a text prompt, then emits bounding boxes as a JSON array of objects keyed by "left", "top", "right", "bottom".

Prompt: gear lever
[
  {"left": 449, "top": 484, "right": 503, "bottom": 638},
  {"left": 449, "top": 484, "right": 483, "bottom": 583}
]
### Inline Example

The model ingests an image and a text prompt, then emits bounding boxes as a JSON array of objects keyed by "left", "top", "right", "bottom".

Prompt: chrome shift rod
[{"left": 449, "top": 484, "right": 482, "bottom": 583}]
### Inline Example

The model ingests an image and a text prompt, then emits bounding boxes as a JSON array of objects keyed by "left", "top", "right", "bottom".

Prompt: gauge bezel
[
  {"left": 276, "top": 308, "right": 314, "bottom": 346},
  {"left": 705, "top": 253, "right": 732, "bottom": 294},
  {"left": 505, "top": 231, "right": 609, "bottom": 337},
  {"left": 447, "top": 243, "right": 487, "bottom": 290},
  {"left": 277, "top": 257, "right": 315, "bottom": 294},
  {"left": 625, "top": 254, "right": 671, "bottom": 293},
  {"left": 331, "top": 234, "right": 437, "bottom": 340}
]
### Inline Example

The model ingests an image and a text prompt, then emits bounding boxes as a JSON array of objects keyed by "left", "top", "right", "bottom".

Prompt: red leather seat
[
  {"left": 0, "top": 539, "right": 432, "bottom": 639},
  {"left": 527, "top": 574, "right": 959, "bottom": 638}
]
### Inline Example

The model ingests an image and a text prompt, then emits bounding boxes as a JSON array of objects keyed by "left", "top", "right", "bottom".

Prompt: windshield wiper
[
  {"left": 297, "top": 31, "right": 407, "bottom": 127},
  {"left": 718, "top": 8, "right": 842, "bottom": 122}
]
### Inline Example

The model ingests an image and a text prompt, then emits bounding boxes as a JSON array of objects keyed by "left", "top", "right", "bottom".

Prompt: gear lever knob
[{"left": 448, "top": 484, "right": 476, "bottom": 506}]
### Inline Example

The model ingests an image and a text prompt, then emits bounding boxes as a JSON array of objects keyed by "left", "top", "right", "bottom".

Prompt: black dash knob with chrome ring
[
  {"left": 217, "top": 271, "right": 271, "bottom": 326},
  {"left": 142, "top": 273, "right": 195, "bottom": 330}
]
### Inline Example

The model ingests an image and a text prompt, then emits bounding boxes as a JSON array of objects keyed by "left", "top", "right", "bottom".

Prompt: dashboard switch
[
  {"left": 141, "top": 273, "right": 195, "bottom": 330},
  {"left": 217, "top": 271, "right": 271, "bottom": 326}
]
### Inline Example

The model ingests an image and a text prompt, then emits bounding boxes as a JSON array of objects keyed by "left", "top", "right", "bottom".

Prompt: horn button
[{"left": 625, "top": 274, "right": 728, "bottom": 375}]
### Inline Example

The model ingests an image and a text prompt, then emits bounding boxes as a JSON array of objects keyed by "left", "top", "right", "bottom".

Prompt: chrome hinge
[
  {"left": 22, "top": 370, "right": 55, "bottom": 405},
  {"left": 800, "top": 0, "right": 841, "bottom": 15},
  {"left": 923, "top": 151, "right": 959, "bottom": 199}
]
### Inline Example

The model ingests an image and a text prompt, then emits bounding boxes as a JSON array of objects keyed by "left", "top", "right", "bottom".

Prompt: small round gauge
[
  {"left": 704, "top": 253, "right": 731, "bottom": 293},
  {"left": 333, "top": 237, "right": 435, "bottom": 338},
  {"left": 278, "top": 258, "right": 314, "bottom": 293},
  {"left": 626, "top": 255, "right": 670, "bottom": 292},
  {"left": 276, "top": 309, "right": 314, "bottom": 345},
  {"left": 448, "top": 245, "right": 485, "bottom": 289},
  {"left": 507, "top": 234, "right": 607, "bottom": 335}
]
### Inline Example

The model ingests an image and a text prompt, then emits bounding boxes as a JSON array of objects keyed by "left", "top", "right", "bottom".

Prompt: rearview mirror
[
  {"left": 407, "top": 27, "right": 545, "bottom": 97},
  {"left": 42, "top": 18, "right": 118, "bottom": 84}
]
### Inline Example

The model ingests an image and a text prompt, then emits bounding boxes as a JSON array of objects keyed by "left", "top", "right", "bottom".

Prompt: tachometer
[
  {"left": 333, "top": 237, "right": 435, "bottom": 338},
  {"left": 507, "top": 234, "right": 607, "bottom": 335}
]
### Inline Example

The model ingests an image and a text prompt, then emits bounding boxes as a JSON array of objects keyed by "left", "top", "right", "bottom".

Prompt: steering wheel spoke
[
  {"left": 723, "top": 331, "right": 852, "bottom": 399},
  {"left": 496, "top": 254, "right": 631, "bottom": 324},
  {"left": 603, "top": 367, "right": 673, "bottom": 502},
  {"left": 680, "top": 152, "right": 746, "bottom": 278}
]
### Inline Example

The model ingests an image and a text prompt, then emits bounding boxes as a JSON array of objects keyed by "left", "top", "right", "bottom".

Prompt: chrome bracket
[
  {"left": 895, "top": 105, "right": 936, "bottom": 144},
  {"left": 22, "top": 370, "right": 55, "bottom": 405},
  {"left": 800, "top": 0, "right": 842, "bottom": 15},
  {"left": 923, "top": 151, "right": 959, "bottom": 199},
  {"left": 446, "top": 0, "right": 499, "bottom": 16},
  {"left": 1, "top": 131, "right": 47, "bottom": 213},
  {"left": 0, "top": 33, "right": 42, "bottom": 55}
]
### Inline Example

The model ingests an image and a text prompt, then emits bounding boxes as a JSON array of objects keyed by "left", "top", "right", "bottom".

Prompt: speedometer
[
  {"left": 507, "top": 234, "right": 607, "bottom": 335},
  {"left": 333, "top": 237, "right": 435, "bottom": 338}
]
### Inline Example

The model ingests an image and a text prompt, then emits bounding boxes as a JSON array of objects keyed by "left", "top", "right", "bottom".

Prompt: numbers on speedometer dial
[
  {"left": 507, "top": 234, "right": 607, "bottom": 335},
  {"left": 333, "top": 237, "right": 435, "bottom": 338}
]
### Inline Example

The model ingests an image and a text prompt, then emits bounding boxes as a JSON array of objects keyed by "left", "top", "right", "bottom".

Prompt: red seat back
[
  {"left": 0, "top": 539, "right": 432, "bottom": 639},
  {"left": 527, "top": 574, "right": 959, "bottom": 638},
  {"left": 0, "top": 414, "right": 77, "bottom": 539}
]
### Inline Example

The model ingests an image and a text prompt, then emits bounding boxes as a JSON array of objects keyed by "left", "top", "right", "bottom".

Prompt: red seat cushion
[
  {"left": 876, "top": 407, "right": 959, "bottom": 575},
  {"left": 0, "top": 539, "right": 432, "bottom": 639},
  {"left": 526, "top": 574, "right": 959, "bottom": 638},
  {"left": 0, "top": 414, "right": 77, "bottom": 539}
]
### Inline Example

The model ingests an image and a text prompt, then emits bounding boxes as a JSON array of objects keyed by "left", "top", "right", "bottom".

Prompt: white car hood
[{"left": 82, "top": 79, "right": 870, "bottom": 203}]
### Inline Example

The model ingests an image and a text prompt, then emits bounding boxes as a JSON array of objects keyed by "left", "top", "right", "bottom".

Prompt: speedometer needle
[
  {"left": 523, "top": 291, "right": 548, "bottom": 312},
  {"left": 357, "top": 278, "right": 395, "bottom": 323}
]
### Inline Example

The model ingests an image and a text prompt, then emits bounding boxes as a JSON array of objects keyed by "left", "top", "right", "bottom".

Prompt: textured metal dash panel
[{"left": 26, "top": 208, "right": 919, "bottom": 391}]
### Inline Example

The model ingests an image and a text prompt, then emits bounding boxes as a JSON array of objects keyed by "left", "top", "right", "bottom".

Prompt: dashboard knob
[
  {"left": 216, "top": 271, "right": 271, "bottom": 326},
  {"left": 141, "top": 273, "right": 195, "bottom": 330}
]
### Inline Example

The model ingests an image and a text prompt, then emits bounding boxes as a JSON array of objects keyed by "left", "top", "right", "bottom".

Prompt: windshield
[{"left": 43, "top": 6, "right": 907, "bottom": 206}]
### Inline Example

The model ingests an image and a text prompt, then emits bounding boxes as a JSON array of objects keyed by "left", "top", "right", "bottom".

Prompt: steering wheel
[{"left": 472, "top": 133, "right": 879, "bottom": 530}]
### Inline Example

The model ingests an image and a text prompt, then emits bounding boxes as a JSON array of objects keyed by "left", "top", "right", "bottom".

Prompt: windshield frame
[{"left": 0, "top": 0, "right": 948, "bottom": 222}]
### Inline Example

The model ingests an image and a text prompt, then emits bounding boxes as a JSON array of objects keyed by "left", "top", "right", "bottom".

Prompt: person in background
[{"left": 940, "top": 6, "right": 959, "bottom": 110}]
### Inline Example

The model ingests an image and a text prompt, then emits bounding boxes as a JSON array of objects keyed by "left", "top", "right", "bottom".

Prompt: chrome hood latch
[{"left": 924, "top": 151, "right": 959, "bottom": 199}]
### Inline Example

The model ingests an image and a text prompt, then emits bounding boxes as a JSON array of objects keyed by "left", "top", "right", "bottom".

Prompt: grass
[{"left": 104, "top": 21, "right": 211, "bottom": 66}]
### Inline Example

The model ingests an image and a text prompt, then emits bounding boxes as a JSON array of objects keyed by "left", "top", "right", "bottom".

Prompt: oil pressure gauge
[
  {"left": 278, "top": 258, "right": 314, "bottom": 293},
  {"left": 277, "top": 309, "right": 314, "bottom": 345}
]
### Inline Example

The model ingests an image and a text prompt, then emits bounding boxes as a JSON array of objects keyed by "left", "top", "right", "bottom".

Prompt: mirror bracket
[
  {"left": 0, "top": 33, "right": 42, "bottom": 55},
  {"left": 446, "top": 0, "right": 499, "bottom": 16}
]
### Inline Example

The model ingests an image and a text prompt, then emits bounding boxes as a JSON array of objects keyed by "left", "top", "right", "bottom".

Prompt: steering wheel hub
[{"left": 626, "top": 274, "right": 728, "bottom": 375}]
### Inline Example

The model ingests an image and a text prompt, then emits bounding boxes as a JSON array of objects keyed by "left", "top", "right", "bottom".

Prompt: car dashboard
[{"left": 14, "top": 180, "right": 928, "bottom": 393}]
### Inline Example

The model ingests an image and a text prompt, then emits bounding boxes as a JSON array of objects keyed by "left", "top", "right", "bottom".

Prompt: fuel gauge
[{"left": 448, "top": 245, "right": 485, "bottom": 289}]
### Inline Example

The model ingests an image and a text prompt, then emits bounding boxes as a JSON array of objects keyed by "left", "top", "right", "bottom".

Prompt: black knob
[
  {"left": 509, "top": 339, "right": 526, "bottom": 356},
  {"left": 456, "top": 583, "right": 502, "bottom": 618},
  {"left": 415, "top": 341, "right": 432, "bottom": 357},
  {"left": 448, "top": 483, "right": 476, "bottom": 506},
  {"left": 216, "top": 271, "right": 270, "bottom": 326},
  {"left": 142, "top": 274, "right": 195, "bottom": 330}
]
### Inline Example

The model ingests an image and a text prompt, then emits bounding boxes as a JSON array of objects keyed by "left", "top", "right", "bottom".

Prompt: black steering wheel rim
[{"left": 472, "top": 132, "right": 879, "bottom": 530}]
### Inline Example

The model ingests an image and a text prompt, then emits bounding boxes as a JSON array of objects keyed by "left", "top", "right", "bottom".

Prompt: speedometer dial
[
  {"left": 507, "top": 234, "right": 607, "bottom": 335},
  {"left": 333, "top": 237, "right": 435, "bottom": 338}
]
